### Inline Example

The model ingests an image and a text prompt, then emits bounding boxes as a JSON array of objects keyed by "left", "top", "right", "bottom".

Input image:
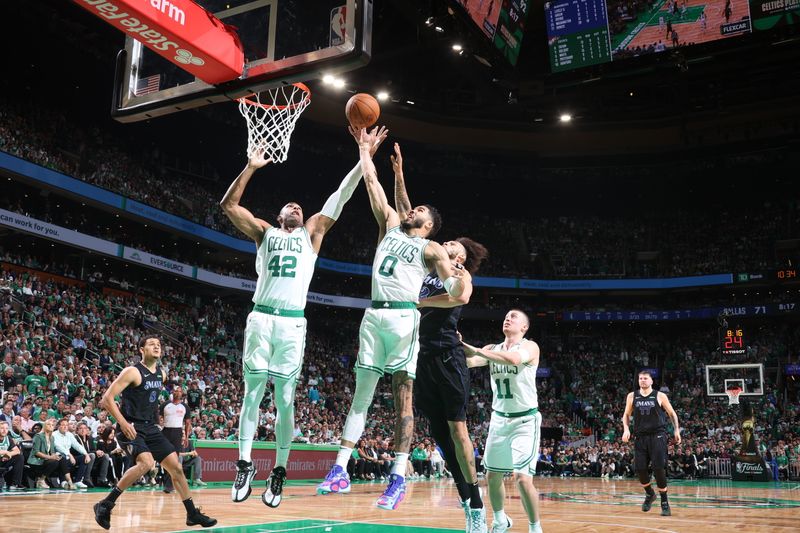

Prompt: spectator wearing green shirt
[
  {"left": 24, "top": 365, "right": 47, "bottom": 396},
  {"left": 411, "top": 442, "right": 431, "bottom": 479}
]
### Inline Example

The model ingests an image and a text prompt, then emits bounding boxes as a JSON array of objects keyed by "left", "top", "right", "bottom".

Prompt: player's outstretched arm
[
  {"left": 100, "top": 367, "right": 141, "bottom": 441},
  {"left": 621, "top": 392, "right": 634, "bottom": 442},
  {"left": 426, "top": 241, "right": 465, "bottom": 298},
  {"left": 391, "top": 143, "right": 412, "bottom": 217},
  {"left": 462, "top": 339, "right": 540, "bottom": 367},
  {"left": 219, "top": 153, "right": 271, "bottom": 245},
  {"left": 350, "top": 126, "right": 399, "bottom": 240},
  {"left": 306, "top": 126, "right": 388, "bottom": 253}
]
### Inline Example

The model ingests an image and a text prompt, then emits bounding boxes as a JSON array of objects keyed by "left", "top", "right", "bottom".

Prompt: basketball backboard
[
  {"left": 112, "top": 0, "right": 371, "bottom": 122},
  {"left": 705, "top": 364, "right": 764, "bottom": 397}
]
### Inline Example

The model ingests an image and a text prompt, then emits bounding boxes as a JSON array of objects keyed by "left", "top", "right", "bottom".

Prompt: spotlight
[
  {"left": 452, "top": 43, "right": 463, "bottom": 51},
  {"left": 425, "top": 16, "right": 434, "bottom": 27},
  {"left": 322, "top": 74, "right": 335, "bottom": 85},
  {"left": 376, "top": 91, "right": 389, "bottom": 101},
  {"left": 559, "top": 113, "right": 572, "bottom": 123},
  {"left": 332, "top": 78, "right": 345, "bottom": 89},
  {"left": 406, "top": 100, "right": 415, "bottom": 105},
  {"left": 434, "top": 26, "right": 444, "bottom": 33}
]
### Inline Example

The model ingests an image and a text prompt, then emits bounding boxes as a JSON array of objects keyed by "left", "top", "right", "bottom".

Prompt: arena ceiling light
[
  {"left": 376, "top": 91, "right": 389, "bottom": 101},
  {"left": 560, "top": 113, "right": 572, "bottom": 123},
  {"left": 452, "top": 44, "right": 463, "bottom": 52}
]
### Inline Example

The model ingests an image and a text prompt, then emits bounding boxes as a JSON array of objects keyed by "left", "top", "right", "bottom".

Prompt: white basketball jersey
[
  {"left": 371, "top": 226, "right": 429, "bottom": 302},
  {"left": 489, "top": 340, "right": 539, "bottom": 413},
  {"left": 252, "top": 227, "right": 317, "bottom": 310}
]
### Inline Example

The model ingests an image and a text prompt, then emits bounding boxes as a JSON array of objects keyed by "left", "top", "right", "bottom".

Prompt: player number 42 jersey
[{"left": 252, "top": 227, "right": 317, "bottom": 310}]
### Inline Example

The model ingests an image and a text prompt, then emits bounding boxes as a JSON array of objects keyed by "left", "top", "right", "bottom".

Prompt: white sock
[
  {"left": 335, "top": 446, "right": 352, "bottom": 469},
  {"left": 392, "top": 453, "right": 409, "bottom": 477},
  {"left": 529, "top": 520, "right": 542, "bottom": 533},
  {"left": 494, "top": 510, "right": 507, "bottom": 524}
]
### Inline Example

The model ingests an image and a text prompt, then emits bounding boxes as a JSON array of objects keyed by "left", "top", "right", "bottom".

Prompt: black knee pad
[
  {"left": 638, "top": 470, "right": 651, "bottom": 485},
  {"left": 654, "top": 468, "right": 667, "bottom": 489}
]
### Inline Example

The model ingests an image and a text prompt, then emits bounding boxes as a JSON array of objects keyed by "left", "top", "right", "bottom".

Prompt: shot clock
[{"left": 720, "top": 327, "right": 746, "bottom": 355}]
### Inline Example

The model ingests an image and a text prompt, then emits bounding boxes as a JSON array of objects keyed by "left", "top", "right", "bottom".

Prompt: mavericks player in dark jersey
[
  {"left": 392, "top": 142, "right": 490, "bottom": 532},
  {"left": 93, "top": 336, "right": 216, "bottom": 530},
  {"left": 622, "top": 370, "right": 681, "bottom": 517}
]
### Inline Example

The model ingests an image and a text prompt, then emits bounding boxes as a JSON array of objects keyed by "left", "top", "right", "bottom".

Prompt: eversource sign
[{"left": 123, "top": 248, "right": 194, "bottom": 276}]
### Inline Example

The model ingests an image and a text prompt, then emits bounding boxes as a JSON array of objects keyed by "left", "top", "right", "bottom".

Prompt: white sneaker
[
  {"left": 468, "top": 507, "right": 488, "bottom": 533},
  {"left": 529, "top": 521, "right": 542, "bottom": 533},
  {"left": 491, "top": 515, "right": 513, "bottom": 533},
  {"left": 195, "top": 479, "right": 207, "bottom": 487},
  {"left": 74, "top": 481, "right": 88, "bottom": 489},
  {"left": 232, "top": 460, "right": 257, "bottom": 502},
  {"left": 461, "top": 499, "right": 471, "bottom": 533},
  {"left": 36, "top": 478, "right": 49, "bottom": 489}
]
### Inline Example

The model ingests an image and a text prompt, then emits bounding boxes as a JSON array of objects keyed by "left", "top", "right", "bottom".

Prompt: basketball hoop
[
  {"left": 725, "top": 387, "right": 743, "bottom": 406},
  {"left": 237, "top": 83, "right": 311, "bottom": 163}
]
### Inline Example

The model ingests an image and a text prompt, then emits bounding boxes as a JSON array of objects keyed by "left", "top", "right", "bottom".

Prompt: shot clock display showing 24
[{"left": 720, "top": 326, "right": 746, "bottom": 355}]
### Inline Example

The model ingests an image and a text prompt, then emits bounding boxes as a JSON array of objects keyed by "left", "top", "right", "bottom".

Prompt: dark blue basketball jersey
[
  {"left": 418, "top": 271, "right": 462, "bottom": 352},
  {"left": 633, "top": 389, "right": 667, "bottom": 435},
  {"left": 120, "top": 363, "right": 163, "bottom": 423}
]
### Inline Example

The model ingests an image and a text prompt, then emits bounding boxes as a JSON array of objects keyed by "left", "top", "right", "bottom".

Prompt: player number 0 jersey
[
  {"left": 252, "top": 227, "right": 317, "bottom": 310},
  {"left": 371, "top": 226, "right": 429, "bottom": 302},
  {"left": 489, "top": 340, "right": 539, "bottom": 413}
]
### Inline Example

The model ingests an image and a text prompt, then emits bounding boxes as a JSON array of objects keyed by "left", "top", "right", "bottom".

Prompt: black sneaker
[
  {"left": 231, "top": 459, "right": 257, "bottom": 503},
  {"left": 94, "top": 501, "right": 115, "bottom": 530},
  {"left": 642, "top": 492, "right": 656, "bottom": 512},
  {"left": 186, "top": 507, "right": 218, "bottom": 527},
  {"left": 262, "top": 466, "right": 287, "bottom": 508},
  {"left": 661, "top": 501, "right": 671, "bottom": 516}
]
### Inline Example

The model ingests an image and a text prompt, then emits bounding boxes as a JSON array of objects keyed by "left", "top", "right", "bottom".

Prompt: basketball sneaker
[
  {"left": 262, "top": 466, "right": 287, "bottom": 507},
  {"left": 93, "top": 501, "right": 115, "bottom": 530},
  {"left": 642, "top": 492, "right": 656, "bottom": 512},
  {"left": 460, "top": 499, "right": 471, "bottom": 532},
  {"left": 468, "top": 507, "right": 488, "bottom": 533},
  {"left": 491, "top": 515, "right": 513, "bottom": 533},
  {"left": 317, "top": 465, "right": 351, "bottom": 494},
  {"left": 375, "top": 474, "right": 406, "bottom": 510},
  {"left": 231, "top": 459, "right": 257, "bottom": 502},
  {"left": 661, "top": 500, "right": 672, "bottom": 516},
  {"left": 186, "top": 507, "right": 218, "bottom": 527}
]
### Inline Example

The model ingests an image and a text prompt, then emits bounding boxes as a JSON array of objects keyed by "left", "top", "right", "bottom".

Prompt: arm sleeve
[{"left": 320, "top": 163, "right": 363, "bottom": 221}]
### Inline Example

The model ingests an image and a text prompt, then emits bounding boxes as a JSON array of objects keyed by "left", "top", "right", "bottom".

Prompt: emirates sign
[{"left": 73, "top": 0, "right": 244, "bottom": 84}]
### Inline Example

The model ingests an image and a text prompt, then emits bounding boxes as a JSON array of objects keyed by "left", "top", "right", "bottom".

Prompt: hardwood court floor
[{"left": 1, "top": 477, "right": 798, "bottom": 532}]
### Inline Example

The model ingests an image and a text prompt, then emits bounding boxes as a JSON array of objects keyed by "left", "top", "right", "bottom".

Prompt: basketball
[{"left": 345, "top": 93, "right": 380, "bottom": 129}]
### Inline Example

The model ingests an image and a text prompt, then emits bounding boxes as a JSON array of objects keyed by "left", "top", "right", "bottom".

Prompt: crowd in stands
[
  {"left": 2, "top": 98, "right": 799, "bottom": 282},
  {"left": 1, "top": 253, "right": 798, "bottom": 490}
]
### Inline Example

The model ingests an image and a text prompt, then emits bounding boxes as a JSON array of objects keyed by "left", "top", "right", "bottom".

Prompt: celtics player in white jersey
[
  {"left": 220, "top": 130, "right": 387, "bottom": 507},
  {"left": 318, "top": 127, "right": 465, "bottom": 511},
  {"left": 463, "top": 310, "right": 543, "bottom": 533}
]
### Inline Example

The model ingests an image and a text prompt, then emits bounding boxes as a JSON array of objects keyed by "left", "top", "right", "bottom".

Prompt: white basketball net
[
  {"left": 726, "top": 388, "right": 742, "bottom": 405},
  {"left": 237, "top": 83, "right": 311, "bottom": 163}
]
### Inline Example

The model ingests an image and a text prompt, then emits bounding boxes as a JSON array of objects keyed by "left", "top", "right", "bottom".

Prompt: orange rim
[{"left": 237, "top": 82, "right": 311, "bottom": 110}]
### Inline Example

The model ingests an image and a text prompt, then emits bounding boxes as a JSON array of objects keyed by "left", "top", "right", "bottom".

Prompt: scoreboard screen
[
  {"left": 546, "top": 0, "right": 757, "bottom": 73},
  {"left": 546, "top": 0, "right": 611, "bottom": 72},
  {"left": 720, "top": 327, "right": 746, "bottom": 355}
]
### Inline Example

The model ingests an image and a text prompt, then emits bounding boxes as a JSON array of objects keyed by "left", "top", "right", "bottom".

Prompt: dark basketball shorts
[
  {"left": 634, "top": 432, "right": 668, "bottom": 471},
  {"left": 116, "top": 422, "right": 176, "bottom": 463},
  {"left": 415, "top": 346, "right": 470, "bottom": 422}
]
